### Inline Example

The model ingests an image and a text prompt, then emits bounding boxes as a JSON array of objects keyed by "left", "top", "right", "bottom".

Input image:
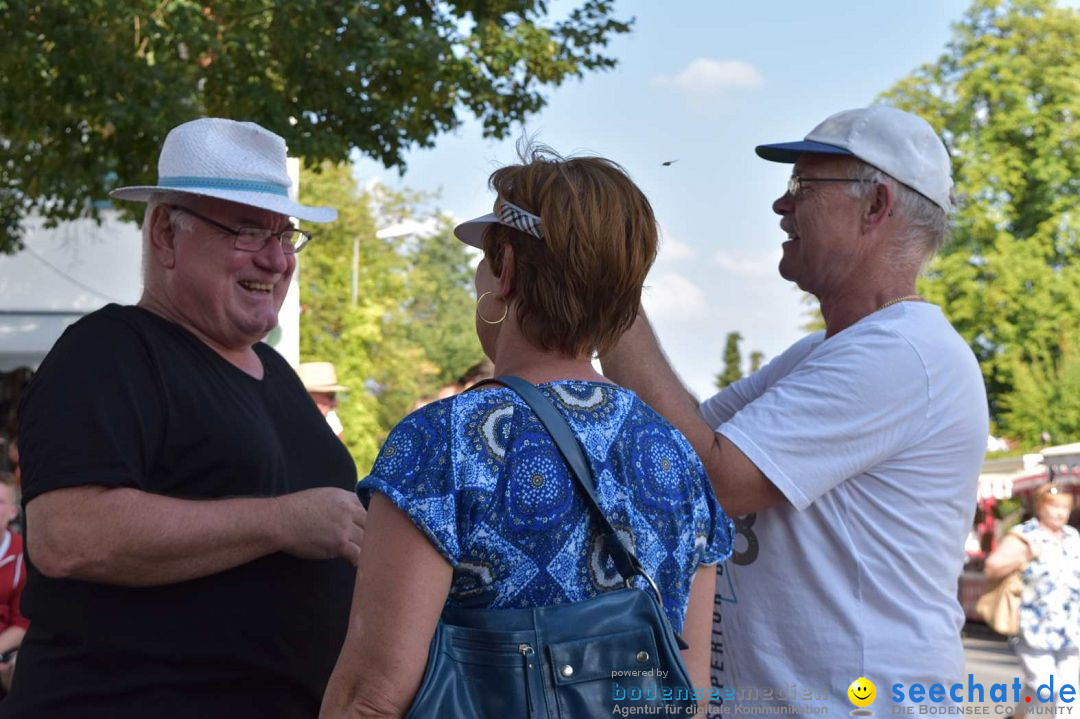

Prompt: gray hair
[
  {"left": 845, "top": 161, "right": 949, "bottom": 269},
  {"left": 143, "top": 191, "right": 196, "bottom": 237},
  {"left": 141, "top": 192, "right": 196, "bottom": 281}
]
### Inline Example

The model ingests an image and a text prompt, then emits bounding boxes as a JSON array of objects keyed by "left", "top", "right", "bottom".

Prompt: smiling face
[
  {"left": 149, "top": 195, "right": 296, "bottom": 351},
  {"left": 772, "top": 154, "right": 870, "bottom": 299},
  {"left": 847, "top": 677, "right": 876, "bottom": 707}
]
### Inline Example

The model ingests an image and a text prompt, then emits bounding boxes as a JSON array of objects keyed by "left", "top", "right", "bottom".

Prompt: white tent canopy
[{"left": 0, "top": 211, "right": 143, "bottom": 371}]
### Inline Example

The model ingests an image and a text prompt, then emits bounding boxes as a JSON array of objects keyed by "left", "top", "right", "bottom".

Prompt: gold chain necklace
[{"left": 876, "top": 294, "right": 924, "bottom": 312}]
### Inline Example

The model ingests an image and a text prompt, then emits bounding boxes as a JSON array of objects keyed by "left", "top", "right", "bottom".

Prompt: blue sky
[{"left": 352, "top": 0, "right": 975, "bottom": 398}]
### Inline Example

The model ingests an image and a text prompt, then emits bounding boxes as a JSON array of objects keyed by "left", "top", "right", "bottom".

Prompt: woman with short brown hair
[
  {"left": 321, "top": 147, "right": 731, "bottom": 718},
  {"left": 479, "top": 148, "right": 659, "bottom": 359}
]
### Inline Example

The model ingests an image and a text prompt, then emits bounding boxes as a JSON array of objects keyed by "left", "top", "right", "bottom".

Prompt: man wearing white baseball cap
[
  {"left": 602, "top": 106, "right": 988, "bottom": 713},
  {"left": 5, "top": 119, "right": 365, "bottom": 718}
]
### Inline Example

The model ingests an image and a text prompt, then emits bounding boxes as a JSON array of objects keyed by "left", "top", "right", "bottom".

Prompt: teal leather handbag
[{"left": 404, "top": 376, "right": 701, "bottom": 718}]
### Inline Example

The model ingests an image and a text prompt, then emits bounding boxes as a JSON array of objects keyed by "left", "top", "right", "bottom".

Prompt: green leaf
[
  {"left": 0, "top": 1, "right": 631, "bottom": 252},
  {"left": 882, "top": 0, "right": 1080, "bottom": 446}
]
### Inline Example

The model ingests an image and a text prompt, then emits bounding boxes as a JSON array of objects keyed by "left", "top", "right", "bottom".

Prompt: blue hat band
[{"left": 159, "top": 176, "right": 289, "bottom": 197}]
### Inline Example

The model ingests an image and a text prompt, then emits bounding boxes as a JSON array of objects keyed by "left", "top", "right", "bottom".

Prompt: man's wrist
[{"left": 261, "top": 494, "right": 291, "bottom": 552}]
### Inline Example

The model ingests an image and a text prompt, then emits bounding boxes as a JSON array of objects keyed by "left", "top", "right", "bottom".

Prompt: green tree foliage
[
  {"left": 403, "top": 218, "right": 484, "bottom": 387},
  {"left": 749, "top": 350, "right": 765, "bottom": 374},
  {"left": 297, "top": 163, "right": 398, "bottom": 467},
  {"left": 883, "top": 0, "right": 1080, "bottom": 445},
  {"left": 1000, "top": 331, "right": 1080, "bottom": 444},
  {"left": 298, "top": 163, "right": 482, "bottom": 470},
  {"left": 716, "top": 331, "right": 743, "bottom": 390},
  {"left": 0, "top": 1, "right": 630, "bottom": 251},
  {"left": 364, "top": 183, "right": 486, "bottom": 418}
]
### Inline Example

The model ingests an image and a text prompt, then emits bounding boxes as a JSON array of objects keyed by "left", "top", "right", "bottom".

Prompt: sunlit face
[
  {"left": 473, "top": 257, "right": 503, "bottom": 361},
  {"left": 1036, "top": 495, "right": 1073, "bottom": 531},
  {"left": 158, "top": 196, "right": 296, "bottom": 350},
  {"left": 772, "top": 155, "right": 869, "bottom": 298}
]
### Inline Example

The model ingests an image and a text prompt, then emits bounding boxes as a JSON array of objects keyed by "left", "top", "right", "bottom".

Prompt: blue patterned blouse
[
  {"left": 358, "top": 380, "right": 733, "bottom": 632},
  {"left": 1012, "top": 519, "right": 1080, "bottom": 651}
]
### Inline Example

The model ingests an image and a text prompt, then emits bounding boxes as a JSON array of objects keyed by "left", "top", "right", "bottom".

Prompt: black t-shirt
[{"left": 3, "top": 305, "right": 357, "bottom": 719}]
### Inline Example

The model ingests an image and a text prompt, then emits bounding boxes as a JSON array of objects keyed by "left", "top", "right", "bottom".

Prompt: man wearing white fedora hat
[
  {"left": 6, "top": 119, "right": 365, "bottom": 718},
  {"left": 602, "top": 107, "right": 988, "bottom": 713}
]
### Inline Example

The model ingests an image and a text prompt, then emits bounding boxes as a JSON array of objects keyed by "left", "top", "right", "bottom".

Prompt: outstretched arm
[
  {"left": 27, "top": 485, "right": 366, "bottom": 586},
  {"left": 601, "top": 312, "right": 784, "bottom": 515}
]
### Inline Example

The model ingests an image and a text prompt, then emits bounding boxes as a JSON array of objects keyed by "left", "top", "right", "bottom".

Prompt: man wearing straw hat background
[
  {"left": 3, "top": 119, "right": 365, "bottom": 718},
  {"left": 299, "top": 361, "right": 349, "bottom": 440}
]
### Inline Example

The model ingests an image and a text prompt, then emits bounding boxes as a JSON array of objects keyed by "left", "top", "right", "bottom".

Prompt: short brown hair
[{"left": 483, "top": 146, "right": 658, "bottom": 357}]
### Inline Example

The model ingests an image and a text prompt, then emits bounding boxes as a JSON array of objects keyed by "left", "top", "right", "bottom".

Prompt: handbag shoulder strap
[
  {"left": 471, "top": 376, "right": 690, "bottom": 650},
  {"left": 476, "top": 376, "right": 646, "bottom": 584}
]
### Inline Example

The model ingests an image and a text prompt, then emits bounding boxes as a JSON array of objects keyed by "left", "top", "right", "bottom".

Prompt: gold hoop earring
[{"left": 477, "top": 291, "right": 508, "bottom": 325}]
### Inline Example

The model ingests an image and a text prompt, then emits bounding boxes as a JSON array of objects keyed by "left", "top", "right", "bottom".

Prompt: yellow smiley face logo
[{"left": 848, "top": 677, "right": 876, "bottom": 707}]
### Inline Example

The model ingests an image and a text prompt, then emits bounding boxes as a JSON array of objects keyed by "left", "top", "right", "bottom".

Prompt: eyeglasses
[
  {"left": 171, "top": 205, "right": 312, "bottom": 254},
  {"left": 787, "top": 175, "right": 874, "bottom": 198}
]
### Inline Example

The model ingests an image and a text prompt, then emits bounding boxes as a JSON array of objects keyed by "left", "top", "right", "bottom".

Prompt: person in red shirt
[{"left": 0, "top": 471, "right": 26, "bottom": 693}]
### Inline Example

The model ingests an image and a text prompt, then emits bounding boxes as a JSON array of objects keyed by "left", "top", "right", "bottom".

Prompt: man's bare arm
[
  {"left": 601, "top": 312, "right": 785, "bottom": 515},
  {"left": 26, "top": 485, "right": 366, "bottom": 587}
]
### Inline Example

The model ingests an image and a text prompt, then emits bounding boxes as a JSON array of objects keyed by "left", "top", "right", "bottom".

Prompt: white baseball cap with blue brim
[
  {"left": 755, "top": 106, "right": 953, "bottom": 213},
  {"left": 110, "top": 117, "right": 337, "bottom": 223}
]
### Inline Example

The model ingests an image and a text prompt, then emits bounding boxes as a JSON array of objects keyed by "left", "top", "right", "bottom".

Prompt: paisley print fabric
[{"left": 359, "top": 380, "right": 732, "bottom": 632}]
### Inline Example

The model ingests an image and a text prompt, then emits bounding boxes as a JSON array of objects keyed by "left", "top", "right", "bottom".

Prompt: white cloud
[
  {"left": 652, "top": 58, "right": 764, "bottom": 94},
  {"left": 713, "top": 248, "right": 780, "bottom": 278},
  {"left": 641, "top": 272, "right": 709, "bottom": 323},
  {"left": 656, "top": 229, "right": 696, "bottom": 263}
]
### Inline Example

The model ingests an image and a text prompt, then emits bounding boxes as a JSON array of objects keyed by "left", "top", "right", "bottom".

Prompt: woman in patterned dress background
[
  {"left": 321, "top": 146, "right": 733, "bottom": 718},
  {"left": 984, "top": 482, "right": 1080, "bottom": 716}
]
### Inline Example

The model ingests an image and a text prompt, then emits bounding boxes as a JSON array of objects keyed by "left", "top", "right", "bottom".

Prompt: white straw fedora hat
[{"left": 110, "top": 118, "right": 337, "bottom": 223}]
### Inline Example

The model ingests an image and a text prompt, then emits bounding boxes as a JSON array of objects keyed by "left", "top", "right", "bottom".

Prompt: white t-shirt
[{"left": 702, "top": 302, "right": 988, "bottom": 713}]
